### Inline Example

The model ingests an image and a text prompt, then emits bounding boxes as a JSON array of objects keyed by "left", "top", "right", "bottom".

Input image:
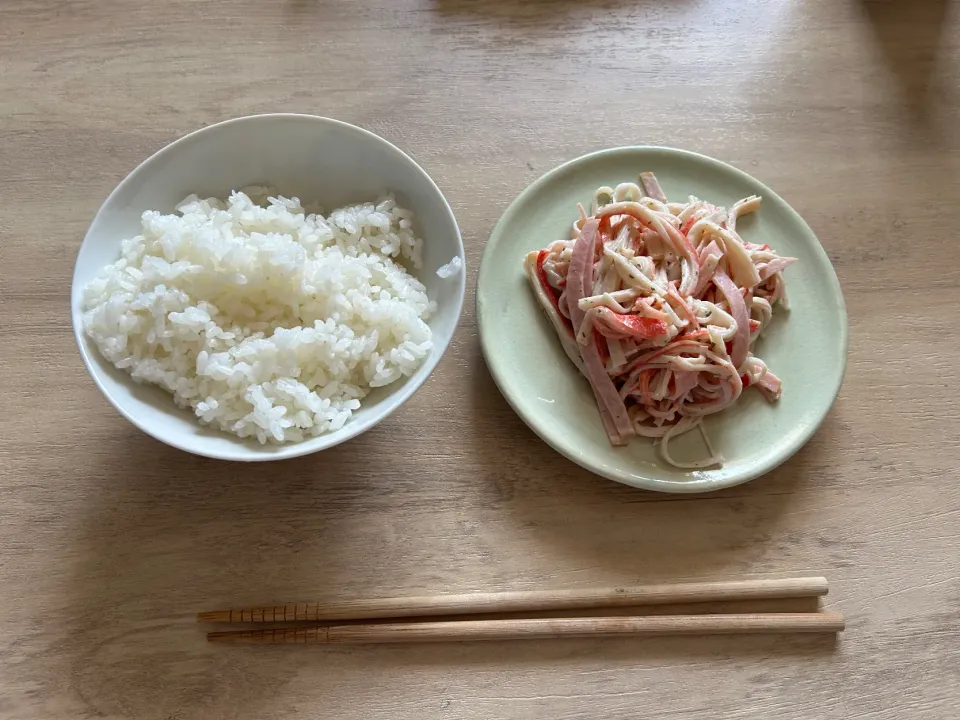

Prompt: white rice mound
[{"left": 82, "top": 188, "right": 436, "bottom": 444}]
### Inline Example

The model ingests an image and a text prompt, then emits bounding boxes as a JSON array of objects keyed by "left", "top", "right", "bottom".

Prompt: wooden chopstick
[
  {"left": 197, "top": 577, "right": 828, "bottom": 624},
  {"left": 206, "top": 612, "right": 845, "bottom": 644}
]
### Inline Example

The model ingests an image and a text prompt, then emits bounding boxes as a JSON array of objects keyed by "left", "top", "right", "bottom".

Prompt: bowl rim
[
  {"left": 71, "top": 113, "right": 466, "bottom": 461},
  {"left": 476, "top": 144, "right": 848, "bottom": 493}
]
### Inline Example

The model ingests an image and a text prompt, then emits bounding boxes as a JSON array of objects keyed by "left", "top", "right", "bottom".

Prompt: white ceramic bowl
[{"left": 71, "top": 114, "right": 465, "bottom": 461}]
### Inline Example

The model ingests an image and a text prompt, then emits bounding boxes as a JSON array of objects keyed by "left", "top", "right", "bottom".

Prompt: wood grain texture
[{"left": 1, "top": 0, "right": 958, "bottom": 718}]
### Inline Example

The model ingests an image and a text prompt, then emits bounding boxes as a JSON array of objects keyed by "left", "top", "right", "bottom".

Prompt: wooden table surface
[{"left": 3, "top": 0, "right": 959, "bottom": 717}]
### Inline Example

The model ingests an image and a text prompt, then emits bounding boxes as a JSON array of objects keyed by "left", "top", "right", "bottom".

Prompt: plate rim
[{"left": 477, "top": 145, "right": 848, "bottom": 493}]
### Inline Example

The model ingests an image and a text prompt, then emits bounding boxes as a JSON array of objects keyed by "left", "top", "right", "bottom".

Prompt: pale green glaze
[{"left": 477, "top": 147, "right": 847, "bottom": 493}]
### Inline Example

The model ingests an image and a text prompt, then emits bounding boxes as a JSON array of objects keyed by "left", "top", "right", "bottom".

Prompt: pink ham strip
[
  {"left": 754, "top": 369, "right": 783, "bottom": 401},
  {"left": 696, "top": 242, "right": 723, "bottom": 297},
  {"left": 567, "top": 219, "right": 634, "bottom": 445},
  {"left": 695, "top": 254, "right": 721, "bottom": 297},
  {"left": 699, "top": 240, "right": 722, "bottom": 264},
  {"left": 758, "top": 257, "right": 797, "bottom": 282},
  {"left": 712, "top": 269, "right": 751, "bottom": 370},
  {"left": 639, "top": 172, "right": 667, "bottom": 203},
  {"left": 522, "top": 251, "right": 585, "bottom": 375},
  {"left": 672, "top": 370, "right": 700, "bottom": 400}
]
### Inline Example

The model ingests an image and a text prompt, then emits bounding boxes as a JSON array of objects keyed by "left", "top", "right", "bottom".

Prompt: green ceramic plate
[{"left": 477, "top": 147, "right": 847, "bottom": 493}]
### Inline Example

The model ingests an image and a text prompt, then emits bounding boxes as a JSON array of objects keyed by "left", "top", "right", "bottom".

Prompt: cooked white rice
[
  {"left": 436, "top": 255, "right": 463, "bottom": 278},
  {"left": 82, "top": 188, "right": 435, "bottom": 443}
]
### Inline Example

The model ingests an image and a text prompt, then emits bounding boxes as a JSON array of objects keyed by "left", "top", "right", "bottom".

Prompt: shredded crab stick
[{"left": 522, "top": 172, "right": 796, "bottom": 469}]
